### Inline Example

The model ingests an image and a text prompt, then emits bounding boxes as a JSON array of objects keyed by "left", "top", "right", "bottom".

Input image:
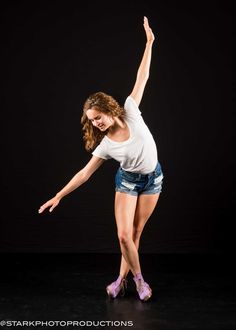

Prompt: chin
[{"left": 101, "top": 125, "right": 109, "bottom": 131}]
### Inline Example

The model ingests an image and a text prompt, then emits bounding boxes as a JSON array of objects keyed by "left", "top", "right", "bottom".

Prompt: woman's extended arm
[
  {"left": 38, "top": 155, "right": 105, "bottom": 213},
  {"left": 130, "top": 16, "right": 155, "bottom": 107}
]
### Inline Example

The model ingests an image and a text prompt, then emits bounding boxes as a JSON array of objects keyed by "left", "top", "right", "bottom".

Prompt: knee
[
  {"left": 133, "top": 226, "right": 143, "bottom": 241},
  {"left": 118, "top": 231, "right": 132, "bottom": 246}
]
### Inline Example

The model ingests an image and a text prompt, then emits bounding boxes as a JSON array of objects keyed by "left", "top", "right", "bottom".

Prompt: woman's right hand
[
  {"left": 38, "top": 196, "right": 61, "bottom": 214},
  {"left": 143, "top": 16, "right": 155, "bottom": 44}
]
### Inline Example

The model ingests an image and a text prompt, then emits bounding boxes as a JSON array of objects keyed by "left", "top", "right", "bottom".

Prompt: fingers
[
  {"left": 38, "top": 204, "right": 47, "bottom": 214},
  {"left": 143, "top": 16, "right": 149, "bottom": 27},
  {"left": 49, "top": 205, "right": 55, "bottom": 213},
  {"left": 143, "top": 16, "right": 155, "bottom": 42},
  {"left": 38, "top": 197, "right": 59, "bottom": 214},
  {"left": 38, "top": 201, "right": 53, "bottom": 214},
  {"left": 143, "top": 16, "right": 151, "bottom": 32}
]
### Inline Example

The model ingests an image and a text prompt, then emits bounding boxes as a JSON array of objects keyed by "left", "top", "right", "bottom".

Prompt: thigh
[
  {"left": 115, "top": 192, "right": 138, "bottom": 234},
  {"left": 133, "top": 193, "right": 160, "bottom": 231}
]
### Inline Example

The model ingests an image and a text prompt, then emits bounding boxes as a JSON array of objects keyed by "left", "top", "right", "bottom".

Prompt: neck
[{"left": 109, "top": 117, "right": 125, "bottom": 133}]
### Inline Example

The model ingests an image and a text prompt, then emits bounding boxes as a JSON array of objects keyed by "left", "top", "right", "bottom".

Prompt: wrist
[
  {"left": 146, "top": 40, "right": 154, "bottom": 47},
  {"left": 56, "top": 192, "right": 63, "bottom": 200}
]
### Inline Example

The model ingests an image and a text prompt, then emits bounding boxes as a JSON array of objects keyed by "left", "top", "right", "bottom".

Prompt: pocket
[{"left": 122, "top": 171, "right": 136, "bottom": 182}]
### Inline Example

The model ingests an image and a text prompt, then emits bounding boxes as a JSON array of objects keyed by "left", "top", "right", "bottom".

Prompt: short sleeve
[
  {"left": 124, "top": 96, "right": 142, "bottom": 119},
  {"left": 92, "top": 138, "right": 111, "bottom": 160}
]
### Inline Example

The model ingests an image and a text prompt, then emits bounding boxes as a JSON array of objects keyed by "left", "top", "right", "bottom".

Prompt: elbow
[
  {"left": 137, "top": 71, "right": 149, "bottom": 82},
  {"left": 79, "top": 169, "right": 91, "bottom": 183},
  {"left": 144, "top": 72, "right": 150, "bottom": 80}
]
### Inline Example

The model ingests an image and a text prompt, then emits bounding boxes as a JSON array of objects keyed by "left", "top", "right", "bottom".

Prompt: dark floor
[{"left": 0, "top": 253, "right": 235, "bottom": 330}]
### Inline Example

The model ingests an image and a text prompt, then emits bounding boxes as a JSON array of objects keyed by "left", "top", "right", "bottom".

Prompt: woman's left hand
[{"left": 143, "top": 16, "right": 155, "bottom": 44}]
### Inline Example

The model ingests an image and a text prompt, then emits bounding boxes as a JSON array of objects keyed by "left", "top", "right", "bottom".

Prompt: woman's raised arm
[{"left": 130, "top": 16, "right": 155, "bottom": 107}]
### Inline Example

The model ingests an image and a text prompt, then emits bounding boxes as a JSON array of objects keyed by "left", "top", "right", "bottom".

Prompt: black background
[{"left": 1, "top": 1, "right": 235, "bottom": 254}]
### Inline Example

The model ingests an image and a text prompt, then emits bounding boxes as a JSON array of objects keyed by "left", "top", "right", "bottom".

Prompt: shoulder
[
  {"left": 92, "top": 137, "right": 110, "bottom": 160},
  {"left": 124, "top": 95, "right": 142, "bottom": 117}
]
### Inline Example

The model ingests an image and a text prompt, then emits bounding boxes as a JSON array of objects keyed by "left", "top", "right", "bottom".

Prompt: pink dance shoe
[
  {"left": 106, "top": 275, "right": 128, "bottom": 298},
  {"left": 133, "top": 273, "right": 152, "bottom": 301}
]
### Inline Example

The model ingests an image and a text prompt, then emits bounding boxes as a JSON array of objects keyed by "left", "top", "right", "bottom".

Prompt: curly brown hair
[{"left": 81, "top": 92, "right": 125, "bottom": 151}]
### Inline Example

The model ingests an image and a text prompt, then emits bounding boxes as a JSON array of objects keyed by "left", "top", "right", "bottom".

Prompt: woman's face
[{"left": 86, "top": 108, "right": 114, "bottom": 131}]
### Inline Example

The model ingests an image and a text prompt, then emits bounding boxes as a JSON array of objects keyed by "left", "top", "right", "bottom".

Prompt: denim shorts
[{"left": 115, "top": 162, "right": 164, "bottom": 196}]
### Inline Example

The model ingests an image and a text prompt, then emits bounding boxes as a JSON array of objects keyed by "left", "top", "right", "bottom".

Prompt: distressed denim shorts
[{"left": 115, "top": 162, "right": 164, "bottom": 196}]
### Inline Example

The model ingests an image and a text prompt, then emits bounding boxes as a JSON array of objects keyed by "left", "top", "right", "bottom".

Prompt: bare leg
[
  {"left": 114, "top": 192, "right": 140, "bottom": 276},
  {"left": 119, "top": 193, "right": 160, "bottom": 278}
]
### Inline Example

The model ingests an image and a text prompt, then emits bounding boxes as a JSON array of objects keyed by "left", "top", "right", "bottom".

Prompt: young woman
[{"left": 38, "top": 16, "right": 164, "bottom": 302}]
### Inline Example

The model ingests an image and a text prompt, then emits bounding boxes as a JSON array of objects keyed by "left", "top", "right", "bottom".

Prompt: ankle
[
  {"left": 133, "top": 272, "right": 144, "bottom": 282},
  {"left": 116, "top": 274, "right": 126, "bottom": 284},
  {"left": 119, "top": 273, "right": 127, "bottom": 280}
]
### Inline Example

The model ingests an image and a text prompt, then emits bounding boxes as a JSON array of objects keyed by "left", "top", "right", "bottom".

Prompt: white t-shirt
[{"left": 92, "top": 96, "right": 158, "bottom": 174}]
